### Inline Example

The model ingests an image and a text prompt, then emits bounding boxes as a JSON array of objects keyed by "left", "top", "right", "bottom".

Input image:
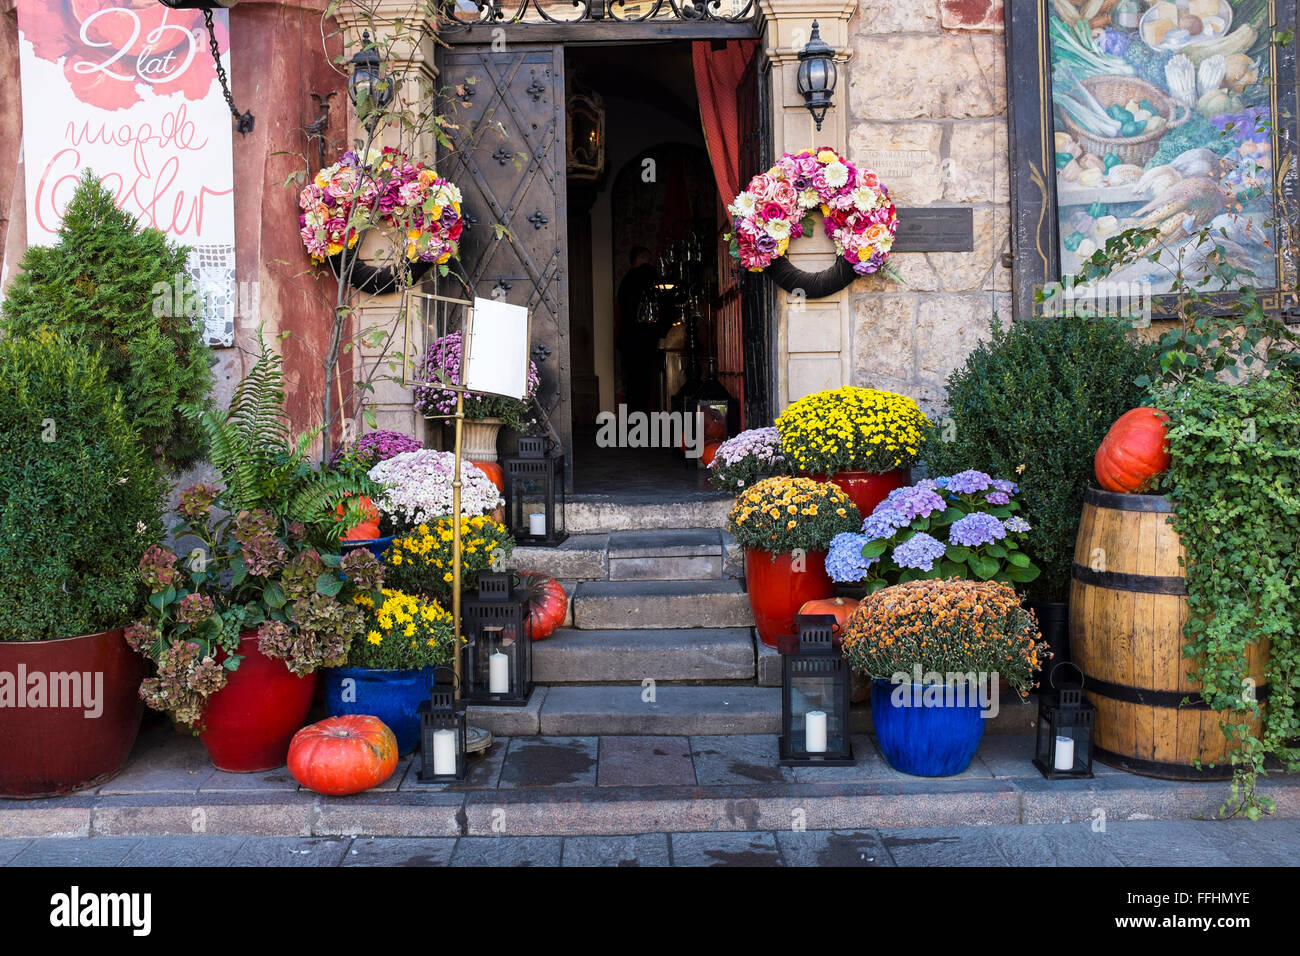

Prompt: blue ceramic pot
[
  {"left": 341, "top": 536, "right": 394, "bottom": 563},
  {"left": 871, "top": 679, "right": 987, "bottom": 777},
  {"left": 321, "top": 666, "right": 437, "bottom": 756}
]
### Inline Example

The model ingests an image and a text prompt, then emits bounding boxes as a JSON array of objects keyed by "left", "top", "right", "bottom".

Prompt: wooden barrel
[{"left": 1070, "top": 485, "right": 1269, "bottom": 780}]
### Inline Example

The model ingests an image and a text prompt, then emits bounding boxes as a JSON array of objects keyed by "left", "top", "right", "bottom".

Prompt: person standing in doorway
[{"left": 616, "top": 246, "right": 666, "bottom": 413}]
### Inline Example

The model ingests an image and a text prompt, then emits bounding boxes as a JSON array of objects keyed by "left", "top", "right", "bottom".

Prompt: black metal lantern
[
  {"left": 461, "top": 573, "right": 532, "bottom": 706},
  {"left": 348, "top": 31, "right": 396, "bottom": 133},
  {"left": 1033, "top": 663, "right": 1096, "bottom": 780},
  {"left": 796, "top": 21, "right": 838, "bottom": 132},
  {"left": 779, "top": 614, "right": 853, "bottom": 765},
  {"left": 503, "top": 437, "right": 567, "bottom": 547},
  {"left": 417, "top": 684, "right": 467, "bottom": 781},
  {"left": 686, "top": 369, "right": 738, "bottom": 469}
]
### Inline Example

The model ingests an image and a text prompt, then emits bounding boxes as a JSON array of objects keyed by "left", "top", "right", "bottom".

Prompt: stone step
[
  {"left": 566, "top": 496, "right": 733, "bottom": 533},
  {"left": 538, "top": 685, "right": 781, "bottom": 736},
  {"left": 608, "top": 529, "right": 722, "bottom": 581},
  {"left": 533, "top": 628, "right": 755, "bottom": 683},
  {"left": 572, "top": 579, "right": 754, "bottom": 630},
  {"left": 510, "top": 534, "right": 608, "bottom": 581}
]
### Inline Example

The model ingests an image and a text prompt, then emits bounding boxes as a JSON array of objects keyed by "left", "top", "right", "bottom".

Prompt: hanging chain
[{"left": 204, "top": 8, "right": 254, "bottom": 136}]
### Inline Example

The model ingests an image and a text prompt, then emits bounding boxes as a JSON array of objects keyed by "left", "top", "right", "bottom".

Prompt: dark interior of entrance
[{"left": 563, "top": 41, "right": 761, "bottom": 497}]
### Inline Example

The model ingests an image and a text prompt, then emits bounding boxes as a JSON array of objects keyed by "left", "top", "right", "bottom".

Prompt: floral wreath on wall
[
  {"left": 299, "top": 147, "right": 464, "bottom": 295},
  {"left": 726, "top": 147, "right": 898, "bottom": 298}
]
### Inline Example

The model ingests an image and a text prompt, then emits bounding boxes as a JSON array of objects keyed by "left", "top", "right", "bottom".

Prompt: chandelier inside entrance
[{"left": 440, "top": 0, "right": 755, "bottom": 24}]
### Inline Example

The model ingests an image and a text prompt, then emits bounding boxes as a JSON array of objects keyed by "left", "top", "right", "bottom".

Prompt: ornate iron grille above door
[{"left": 440, "top": 0, "right": 755, "bottom": 25}]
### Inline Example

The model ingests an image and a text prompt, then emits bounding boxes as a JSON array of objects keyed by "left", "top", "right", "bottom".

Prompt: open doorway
[{"left": 564, "top": 41, "right": 761, "bottom": 498}]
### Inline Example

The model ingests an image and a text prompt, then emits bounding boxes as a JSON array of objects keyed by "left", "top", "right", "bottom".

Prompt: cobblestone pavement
[{"left": 3, "top": 819, "right": 1297, "bottom": 866}]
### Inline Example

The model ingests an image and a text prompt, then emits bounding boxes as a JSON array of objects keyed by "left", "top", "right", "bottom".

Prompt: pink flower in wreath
[
  {"left": 750, "top": 174, "right": 779, "bottom": 202},
  {"left": 861, "top": 170, "right": 879, "bottom": 188},
  {"left": 760, "top": 201, "right": 785, "bottom": 222},
  {"left": 772, "top": 181, "right": 798, "bottom": 206}
]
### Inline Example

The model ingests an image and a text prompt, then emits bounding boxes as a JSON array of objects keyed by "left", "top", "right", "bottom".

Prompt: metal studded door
[{"left": 439, "top": 45, "right": 571, "bottom": 482}]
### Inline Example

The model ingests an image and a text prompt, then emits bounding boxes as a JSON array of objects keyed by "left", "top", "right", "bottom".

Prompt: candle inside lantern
[
  {"left": 805, "top": 710, "right": 828, "bottom": 753},
  {"left": 529, "top": 512, "right": 546, "bottom": 536},
  {"left": 489, "top": 651, "right": 510, "bottom": 694},
  {"left": 1054, "top": 734, "right": 1075, "bottom": 771},
  {"left": 432, "top": 728, "right": 457, "bottom": 776}
]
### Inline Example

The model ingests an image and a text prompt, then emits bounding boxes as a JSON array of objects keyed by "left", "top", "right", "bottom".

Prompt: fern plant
[{"left": 184, "top": 330, "right": 380, "bottom": 543}]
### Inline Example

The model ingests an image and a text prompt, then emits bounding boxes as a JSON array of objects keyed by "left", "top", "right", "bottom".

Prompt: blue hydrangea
[
  {"left": 944, "top": 470, "right": 994, "bottom": 494},
  {"left": 949, "top": 512, "right": 1008, "bottom": 547},
  {"left": 825, "top": 533, "right": 878, "bottom": 582},
  {"left": 984, "top": 491, "right": 1011, "bottom": 506},
  {"left": 991, "top": 478, "right": 1019, "bottom": 495},
  {"left": 891, "top": 532, "right": 946, "bottom": 572},
  {"left": 862, "top": 506, "right": 910, "bottom": 540},
  {"left": 932, "top": 476, "right": 949, "bottom": 489},
  {"left": 1004, "top": 516, "right": 1032, "bottom": 533},
  {"left": 884, "top": 485, "right": 948, "bottom": 521}
]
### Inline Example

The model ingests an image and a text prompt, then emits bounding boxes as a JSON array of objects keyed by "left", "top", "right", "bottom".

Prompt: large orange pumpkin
[
  {"left": 471, "top": 460, "right": 505, "bottom": 494},
  {"left": 1094, "top": 407, "right": 1171, "bottom": 493},
  {"left": 287, "top": 715, "right": 399, "bottom": 796},
  {"left": 518, "top": 572, "right": 567, "bottom": 641}
]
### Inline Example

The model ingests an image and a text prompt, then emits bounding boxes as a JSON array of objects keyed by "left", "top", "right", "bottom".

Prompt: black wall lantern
[
  {"left": 503, "top": 437, "right": 567, "bottom": 547},
  {"left": 1033, "top": 664, "right": 1096, "bottom": 780},
  {"left": 796, "top": 21, "right": 838, "bottom": 132},
  {"left": 462, "top": 573, "right": 533, "bottom": 707},
  {"left": 348, "top": 30, "right": 396, "bottom": 134},
  {"left": 779, "top": 614, "right": 853, "bottom": 765},
  {"left": 418, "top": 681, "right": 468, "bottom": 782}
]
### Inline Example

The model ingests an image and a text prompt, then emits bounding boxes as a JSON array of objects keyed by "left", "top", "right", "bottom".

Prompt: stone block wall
[{"left": 845, "top": 0, "right": 1012, "bottom": 417}]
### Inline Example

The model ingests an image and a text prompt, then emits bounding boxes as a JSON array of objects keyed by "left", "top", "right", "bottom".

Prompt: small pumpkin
[
  {"left": 335, "top": 494, "right": 382, "bottom": 542},
  {"left": 287, "top": 715, "right": 399, "bottom": 796},
  {"left": 798, "top": 596, "right": 859, "bottom": 638},
  {"left": 518, "top": 571, "right": 568, "bottom": 641},
  {"left": 471, "top": 460, "right": 505, "bottom": 494},
  {"left": 1094, "top": 407, "right": 1171, "bottom": 493},
  {"left": 701, "top": 440, "right": 723, "bottom": 467}
]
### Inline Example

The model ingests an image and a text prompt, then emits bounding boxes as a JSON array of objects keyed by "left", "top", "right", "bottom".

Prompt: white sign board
[
  {"left": 465, "top": 297, "right": 530, "bottom": 401},
  {"left": 15, "top": 0, "right": 238, "bottom": 346}
]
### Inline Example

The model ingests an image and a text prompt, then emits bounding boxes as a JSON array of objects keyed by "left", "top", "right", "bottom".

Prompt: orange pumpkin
[
  {"left": 287, "top": 715, "right": 398, "bottom": 796},
  {"left": 471, "top": 460, "right": 505, "bottom": 493},
  {"left": 701, "top": 440, "right": 722, "bottom": 467},
  {"left": 1094, "top": 407, "right": 1171, "bottom": 493},
  {"left": 335, "top": 494, "right": 382, "bottom": 542},
  {"left": 797, "top": 596, "right": 860, "bottom": 637},
  {"left": 518, "top": 572, "right": 567, "bottom": 641}
]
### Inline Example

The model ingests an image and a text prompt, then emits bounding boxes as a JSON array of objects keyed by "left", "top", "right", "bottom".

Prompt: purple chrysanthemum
[
  {"left": 945, "top": 470, "right": 994, "bottom": 494},
  {"left": 1004, "top": 516, "right": 1032, "bottom": 534},
  {"left": 884, "top": 485, "right": 948, "bottom": 521},
  {"left": 891, "top": 532, "right": 946, "bottom": 572},
  {"left": 949, "top": 512, "right": 1008, "bottom": 548},
  {"left": 862, "top": 506, "right": 910, "bottom": 540}
]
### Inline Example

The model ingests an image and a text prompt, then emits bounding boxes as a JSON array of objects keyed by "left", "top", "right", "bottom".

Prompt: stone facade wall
[{"left": 845, "top": 0, "right": 1011, "bottom": 417}]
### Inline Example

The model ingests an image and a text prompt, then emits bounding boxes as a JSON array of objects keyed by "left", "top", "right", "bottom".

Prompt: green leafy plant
[
  {"left": 0, "top": 170, "right": 214, "bottom": 468},
  {"left": 923, "top": 315, "right": 1152, "bottom": 602},
  {"left": 1153, "top": 375, "right": 1300, "bottom": 818},
  {"left": 0, "top": 332, "right": 164, "bottom": 642}
]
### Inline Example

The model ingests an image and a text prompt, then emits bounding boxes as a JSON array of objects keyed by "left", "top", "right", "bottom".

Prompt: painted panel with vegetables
[{"left": 1048, "top": 0, "right": 1276, "bottom": 289}]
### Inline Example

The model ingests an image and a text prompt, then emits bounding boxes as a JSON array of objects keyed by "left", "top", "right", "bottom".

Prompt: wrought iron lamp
[
  {"left": 462, "top": 573, "right": 533, "bottom": 706},
  {"left": 503, "top": 437, "right": 568, "bottom": 547},
  {"left": 779, "top": 614, "right": 853, "bottom": 765},
  {"left": 1033, "top": 664, "right": 1096, "bottom": 779},
  {"left": 348, "top": 30, "right": 396, "bottom": 133},
  {"left": 796, "top": 21, "right": 838, "bottom": 132},
  {"left": 418, "top": 681, "right": 468, "bottom": 781}
]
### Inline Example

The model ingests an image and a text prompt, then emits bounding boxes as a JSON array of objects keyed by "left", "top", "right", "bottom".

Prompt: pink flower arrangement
[
  {"left": 299, "top": 147, "right": 464, "bottom": 265},
  {"left": 726, "top": 147, "right": 897, "bottom": 276}
]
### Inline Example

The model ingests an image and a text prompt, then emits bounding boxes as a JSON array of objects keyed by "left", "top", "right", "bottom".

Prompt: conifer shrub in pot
[
  {"left": 0, "top": 333, "right": 165, "bottom": 797},
  {"left": 922, "top": 315, "right": 1152, "bottom": 662}
]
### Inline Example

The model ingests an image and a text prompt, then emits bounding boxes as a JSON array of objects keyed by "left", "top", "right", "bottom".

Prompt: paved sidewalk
[
  {"left": 3, "top": 819, "right": 1298, "bottom": 866},
  {"left": 2, "top": 722, "right": 1297, "bottom": 841}
]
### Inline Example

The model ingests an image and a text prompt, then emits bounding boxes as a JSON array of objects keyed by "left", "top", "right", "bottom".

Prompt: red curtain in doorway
[{"left": 693, "top": 40, "right": 758, "bottom": 208}]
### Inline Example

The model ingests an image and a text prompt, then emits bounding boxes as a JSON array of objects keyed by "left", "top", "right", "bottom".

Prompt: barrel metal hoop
[
  {"left": 1086, "top": 676, "right": 1270, "bottom": 710},
  {"left": 1093, "top": 746, "right": 1234, "bottom": 781},
  {"left": 1071, "top": 562, "right": 1188, "bottom": 595},
  {"left": 1083, "top": 484, "right": 1175, "bottom": 513}
]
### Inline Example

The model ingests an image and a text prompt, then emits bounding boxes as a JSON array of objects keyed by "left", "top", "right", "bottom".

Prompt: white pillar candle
[
  {"left": 1054, "top": 735, "right": 1075, "bottom": 771},
  {"left": 432, "top": 729, "right": 457, "bottom": 776},
  {"left": 489, "top": 651, "right": 510, "bottom": 694},
  {"left": 805, "top": 710, "right": 828, "bottom": 753},
  {"left": 529, "top": 512, "right": 547, "bottom": 536}
]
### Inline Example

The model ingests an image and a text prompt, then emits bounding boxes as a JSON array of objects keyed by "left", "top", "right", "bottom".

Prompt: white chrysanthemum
[
  {"left": 368, "top": 450, "right": 503, "bottom": 526},
  {"left": 823, "top": 162, "right": 849, "bottom": 189},
  {"left": 443, "top": 183, "right": 463, "bottom": 203},
  {"left": 851, "top": 186, "right": 878, "bottom": 212},
  {"left": 730, "top": 191, "right": 758, "bottom": 218},
  {"left": 765, "top": 218, "right": 792, "bottom": 240},
  {"left": 798, "top": 188, "right": 820, "bottom": 208}
]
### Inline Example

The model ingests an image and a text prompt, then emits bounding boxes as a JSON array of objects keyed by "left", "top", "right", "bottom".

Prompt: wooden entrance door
[{"left": 438, "top": 45, "right": 572, "bottom": 481}]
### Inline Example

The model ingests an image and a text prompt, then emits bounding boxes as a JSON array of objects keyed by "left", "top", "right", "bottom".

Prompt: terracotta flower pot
[
  {"left": 744, "top": 548, "right": 834, "bottom": 648},
  {"left": 0, "top": 628, "right": 145, "bottom": 797},
  {"left": 199, "top": 632, "right": 317, "bottom": 773},
  {"left": 803, "top": 468, "right": 909, "bottom": 520}
]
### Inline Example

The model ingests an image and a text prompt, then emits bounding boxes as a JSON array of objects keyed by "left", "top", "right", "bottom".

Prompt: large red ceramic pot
[
  {"left": 199, "top": 632, "right": 317, "bottom": 773},
  {"left": 0, "top": 628, "right": 145, "bottom": 797},
  {"left": 802, "top": 469, "right": 909, "bottom": 520},
  {"left": 744, "top": 548, "right": 834, "bottom": 649}
]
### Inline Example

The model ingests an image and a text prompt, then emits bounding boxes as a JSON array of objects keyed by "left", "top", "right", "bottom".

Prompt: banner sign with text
[{"left": 16, "top": 0, "right": 237, "bottom": 345}]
